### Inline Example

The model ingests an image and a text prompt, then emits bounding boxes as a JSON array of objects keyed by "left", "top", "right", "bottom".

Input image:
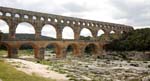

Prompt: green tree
[{"left": 105, "top": 28, "right": 150, "bottom": 51}]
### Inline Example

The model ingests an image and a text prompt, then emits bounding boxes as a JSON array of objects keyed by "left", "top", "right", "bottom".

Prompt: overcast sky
[{"left": 0, "top": 0, "right": 150, "bottom": 39}]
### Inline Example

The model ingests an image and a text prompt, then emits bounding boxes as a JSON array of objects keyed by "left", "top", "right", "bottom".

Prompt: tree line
[{"left": 105, "top": 28, "right": 150, "bottom": 51}]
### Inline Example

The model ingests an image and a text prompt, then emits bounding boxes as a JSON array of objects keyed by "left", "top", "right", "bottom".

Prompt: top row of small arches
[{"left": 0, "top": 11, "right": 128, "bottom": 29}]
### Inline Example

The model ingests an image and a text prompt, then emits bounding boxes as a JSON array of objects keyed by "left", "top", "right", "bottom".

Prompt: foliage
[
  {"left": 80, "top": 36, "right": 92, "bottom": 40},
  {"left": 0, "top": 45, "right": 7, "bottom": 50},
  {"left": 18, "top": 50, "right": 34, "bottom": 56},
  {"left": 105, "top": 28, "right": 150, "bottom": 51}
]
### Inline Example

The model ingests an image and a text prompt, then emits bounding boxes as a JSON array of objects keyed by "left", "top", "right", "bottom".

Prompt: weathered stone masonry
[{"left": 0, "top": 6, "right": 133, "bottom": 59}]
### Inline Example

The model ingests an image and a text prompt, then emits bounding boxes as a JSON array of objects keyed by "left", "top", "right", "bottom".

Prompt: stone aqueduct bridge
[{"left": 0, "top": 6, "right": 133, "bottom": 59}]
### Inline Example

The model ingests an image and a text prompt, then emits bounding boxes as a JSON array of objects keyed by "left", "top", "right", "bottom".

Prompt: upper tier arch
[{"left": 0, "top": 6, "right": 134, "bottom": 40}]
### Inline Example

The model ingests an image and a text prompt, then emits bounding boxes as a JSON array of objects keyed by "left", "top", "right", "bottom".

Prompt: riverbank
[
  {"left": 1, "top": 50, "right": 150, "bottom": 81},
  {"left": 0, "top": 59, "right": 55, "bottom": 81},
  {"left": 5, "top": 58, "right": 69, "bottom": 81}
]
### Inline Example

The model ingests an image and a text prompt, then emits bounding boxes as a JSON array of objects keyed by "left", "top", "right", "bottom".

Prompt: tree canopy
[{"left": 105, "top": 28, "right": 150, "bottom": 51}]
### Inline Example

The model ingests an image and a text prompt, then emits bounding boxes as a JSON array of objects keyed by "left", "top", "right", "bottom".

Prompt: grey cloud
[
  {"left": 62, "top": 2, "right": 90, "bottom": 13},
  {"left": 0, "top": 0, "right": 95, "bottom": 19},
  {"left": 110, "top": 0, "right": 150, "bottom": 26},
  {"left": 1, "top": 0, "right": 150, "bottom": 28},
  {"left": 0, "top": 0, "right": 66, "bottom": 15}
]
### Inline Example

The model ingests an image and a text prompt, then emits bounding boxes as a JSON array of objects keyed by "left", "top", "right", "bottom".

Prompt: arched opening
[
  {"left": 0, "top": 12, "right": 3, "bottom": 16},
  {"left": 48, "top": 18, "right": 51, "bottom": 22},
  {"left": 54, "top": 19, "right": 58, "bottom": 23},
  {"left": 18, "top": 43, "right": 35, "bottom": 59},
  {"left": 84, "top": 44, "right": 98, "bottom": 57},
  {"left": 0, "top": 19, "right": 9, "bottom": 40},
  {"left": 61, "top": 20, "right": 64, "bottom": 23},
  {"left": 121, "top": 31, "right": 123, "bottom": 34},
  {"left": 62, "top": 26, "right": 74, "bottom": 39},
  {"left": 6, "top": 13, "right": 11, "bottom": 17},
  {"left": 110, "top": 30, "right": 116, "bottom": 40},
  {"left": 65, "top": 44, "right": 78, "bottom": 58},
  {"left": 24, "top": 15, "right": 29, "bottom": 19},
  {"left": 16, "top": 22, "right": 35, "bottom": 40},
  {"left": 121, "top": 31, "right": 126, "bottom": 34},
  {"left": 0, "top": 20, "right": 9, "bottom": 33},
  {"left": 97, "top": 29, "right": 105, "bottom": 36},
  {"left": 41, "top": 24, "right": 56, "bottom": 39},
  {"left": 40, "top": 17, "right": 45, "bottom": 21},
  {"left": 80, "top": 28, "right": 93, "bottom": 40},
  {"left": 15, "top": 14, "right": 20, "bottom": 18},
  {"left": 97, "top": 29, "right": 105, "bottom": 40},
  {"left": 0, "top": 43, "right": 8, "bottom": 57},
  {"left": 110, "top": 30, "right": 115, "bottom": 34},
  {"left": 33, "top": 16, "right": 37, "bottom": 20},
  {"left": 45, "top": 43, "right": 60, "bottom": 59}
]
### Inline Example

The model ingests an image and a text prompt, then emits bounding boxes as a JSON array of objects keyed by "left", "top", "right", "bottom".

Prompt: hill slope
[
  {"left": 2, "top": 33, "right": 56, "bottom": 40},
  {"left": 105, "top": 28, "right": 150, "bottom": 51}
]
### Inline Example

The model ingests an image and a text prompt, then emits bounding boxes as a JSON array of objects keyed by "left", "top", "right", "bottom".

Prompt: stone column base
[{"left": 8, "top": 47, "right": 18, "bottom": 58}]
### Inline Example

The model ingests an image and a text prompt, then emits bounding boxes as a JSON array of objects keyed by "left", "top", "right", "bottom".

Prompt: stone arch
[
  {"left": 60, "top": 19, "right": 64, "bottom": 23},
  {"left": 67, "top": 20, "right": 71, "bottom": 24},
  {"left": 19, "top": 42, "right": 37, "bottom": 49},
  {"left": 77, "top": 21, "right": 81, "bottom": 25},
  {"left": 5, "top": 12, "right": 11, "bottom": 17},
  {"left": 45, "top": 43, "right": 62, "bottom": 58},
  {"left": 72, "top": 21, "right": 76, "bottom": 25},
  {"left": 109, "top": 30, "right": 117, "bottom": 40},
  {"left": 97, "top": 29, "right": 105, "bottom": 37},
  {"left": 40, "top": 17, "right": 45, "bottom": 21},
  {"left": 62, "top": 26, "right": 74, "bottom": 39},
  {"left": 110, "top": 30, "right": 115, "bottom": 34},
  {"left": 54, "top": 18, "right": 58, "bottom": 23},
  {"left": 121, "top": 30, "right": 127, "bottom": 34},
  {"left": 82, "top": 22, "right": 86, "bottom": 26},
  {"left": 24, "top": 14, "right": 29, "bottom": 19},
  {"left": 0, "top": 19, "right": 9, "bottom": 33},
  {"left": 32, "top": 16, "right": 37, "bottom": 20},
  {"left": 16, "top": 22, "right": 35, "bottom": 39},
  {"left": 14, "top": 14, "right": 20, "bottom": 18},
  {"left": 48, "top": 18, "right": 51, "bottom": 22},
  {"left": 113, "top": 29, "right": 122, "bottom": 35},
  {"left": 0, "top": 11, "right": 3, "bottom": 16},
  {"left": 101, "top": 27, "right": 112, "bottom": 34},
  {"left": 18, "top": 42, "right": 37, "bottom": 58},
  {"left": 84, "top": 43, "right": 98, "bottom": 56},
  {"left": 41, "top": 24, "right": 57, "bottom": 38},
  {"left": 65, "top": 43, "right": 79, "bottom": 57},
  {"left": 79, "top": 28, "right": 93, "bottom": 40}
]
